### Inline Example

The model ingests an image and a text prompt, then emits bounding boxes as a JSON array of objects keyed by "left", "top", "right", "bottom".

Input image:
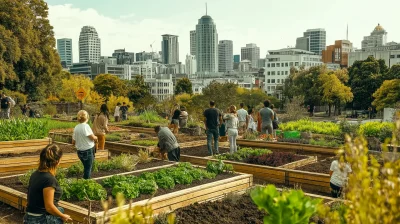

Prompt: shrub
[
  {"left": 309, "top": 139, "right": 342, "bottom": 148},
  {"left": 215, "top": 148, "right": 271, "bottom": 161},
  {"left": 279, "top": 119, "right": 341, "bottom": 136},
  {"left": 68, "top": 179, "right": 107, "bottom": 201},
  {"left": 358, "top": 121, "right": 395, "bottom": 142},
  {"left": 245, "top": 152, "right": 305, "bottom": 167},
  {"left": 131, "top": 140, "right": 158, "bottom": 146},
  {"left": 339, "top": 120, "right": 359, "bottom": 138},
  {"left": 243, "top": 131, "right": 259, "bottom": 140},
  {"left": 0, "top": 119, "right": 49, "bottom": 141},
  {"left": 139, "top": 111, "right": 164, "bottom": 123},
  {"left": 277, "top": 138, "right": 310, "bottom": 144},
  {"left": 42, "top": 104, "right": 57, "bottom": 116}
]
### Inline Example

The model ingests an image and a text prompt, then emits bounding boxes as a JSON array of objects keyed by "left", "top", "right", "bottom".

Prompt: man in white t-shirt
[
  {"left": 114, "top": 103, "right": 121, "bottom": 122},
  {"left": 237, "top": 103, "right": 248, "bottom": 134},
  {"left": 329, "top": 158, "right": 352, "bottom": 198}
]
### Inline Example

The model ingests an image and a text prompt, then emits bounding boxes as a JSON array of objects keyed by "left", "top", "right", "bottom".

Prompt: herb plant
[
  {"left": 206, "top": 160, "right": 234, "bottom": 174},
  {"left": 112, "top": 182, "right": 140, "bottom": 199}
]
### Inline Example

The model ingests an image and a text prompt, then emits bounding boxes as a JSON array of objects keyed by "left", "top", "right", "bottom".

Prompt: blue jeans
[
  {"left": 23, "top": 207, "right": 64, "bottom": 224},
  {"left": 206, "top": 128, "right": 219, "bottom": 156},
  {"left": 77, "top": 148, "right": 94, "bottom": 179}
]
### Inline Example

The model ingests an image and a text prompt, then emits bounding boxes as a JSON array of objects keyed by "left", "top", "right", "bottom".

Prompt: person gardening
[
  {"left": 154, "top": 125, "right": 180, "bottom": 162},
  {"left": 330, "top": 155, "right": 352, "bottom": 198}
]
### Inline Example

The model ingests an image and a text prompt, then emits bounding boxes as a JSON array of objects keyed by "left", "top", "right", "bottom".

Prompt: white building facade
[
  {"left": 264, "top": 48, "right": 322, "bottom": 99},
  {"left": 57, "top": 38, "right": 73, "bottom": 68},
  {"left": 218, "top": 40, "right": 233, "bottom": 73},
  {"left": 196, "top": 15, "right": 218, "bottom": 73},
  {"left": 145, "top": 74, "right": 174, "bottom": 101},
  {"left": 185, "top": 55, "right": 197, "bottom": 76},
  {"left": 79, "top": 26, "right": 101, "bottom": 63},
  {"left": 161, "top": 34, "right": 179, "bottom": 64},
  {"left": 241, "top": 43, "right": 260, "bottom": 68}
]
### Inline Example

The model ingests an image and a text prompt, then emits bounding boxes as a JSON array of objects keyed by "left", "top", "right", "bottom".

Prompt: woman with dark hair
[
  {"left": 24, "top": 144, "right": 72, "bottom": 223},
  {"left": 92, "top": 104, "right": 109, "bottom": 151},
  {"left": 247, "top": 108, "right": 256, "bottom": 132}
]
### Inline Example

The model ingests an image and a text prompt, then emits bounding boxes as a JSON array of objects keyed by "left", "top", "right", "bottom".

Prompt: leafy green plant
[
  {"left": 214, "top": 148, "right": 271, "bottom": 161},
  {"left": 138, "top": 179, "right": 158, "bottom": 195},
  {"left": 251, "top": 185, "right": 322, "bottom": 224},
  {"left": 170, "top": 168, "right": 194, "bottom": 185},
  {"left": 102, "top": 175, "right": 138, "bottom": 188},
  {"left": 279, "top": 118, "right": 341, "bottom": 136},
  {"left": 18, "top": 169, "right": 35, "bottom": 187},
  {"left": 243, "top": 131, "right": 259, "bottom": 140},
  {"left": 66, "top": 163, "right": 84, "bottom": 176},
  {"left": 154, "top": 176, "right": 175, "bottom": 189},
  {"left": 106, "top": 133, "right": 122, "bottom": 142},
  {"left": 309, "top": 139, "right": 342, "bottom": 148},
  {"left": 206, "top": 160, "right": 234, "bottom": 174},
  {"left": 139, "top": 111, "right": 165, "bottom": 123},
  {"left": 68, "top": 179, "right": 107, "bottom": 201},
  {"left": 358, "top": 121, "right": 395, "bottom": 142},
  {"left": 131, "top": 140, "right": 158, "bottom": 146},
  {"left": 112, "top": 182, "right": 140, "bottom": 199},
  {"left": 0, "top": 119, "right": 49, "bottom": 141}
]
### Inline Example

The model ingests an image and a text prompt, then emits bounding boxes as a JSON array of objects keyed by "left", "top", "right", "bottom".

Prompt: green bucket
[{"left": 283, "top": 131, "right": 301, "bottom": 139}]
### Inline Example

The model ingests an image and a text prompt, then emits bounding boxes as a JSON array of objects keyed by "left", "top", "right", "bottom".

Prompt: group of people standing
[
  {"left": 169, "top": 105, "right": 189, "bottom": 134},
  {"left": 113, "top": 102, "right": 129, "bottom": 122}
]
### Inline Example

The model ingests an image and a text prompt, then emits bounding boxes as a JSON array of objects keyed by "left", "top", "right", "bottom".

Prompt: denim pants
[
  {"left": 77, "top": 148, "right": 94, "bottom": 179},
  {"left": 206, "top": 128, "right": 219, "bottom": 156},
  {"left": 330, "top": 182, "right": 342, "bottom": 198},
  {"left": 23, "top": 207, "right": 64, "bottom": 224}
]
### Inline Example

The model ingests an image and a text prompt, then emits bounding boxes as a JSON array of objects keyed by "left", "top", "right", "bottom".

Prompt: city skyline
[{"left": 46, "top": 0, "right": 400, "bottom": 63}]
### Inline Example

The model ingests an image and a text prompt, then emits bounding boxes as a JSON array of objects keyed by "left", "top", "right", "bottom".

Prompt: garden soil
[
  {"left": 181, "top": 146, "right": 230, "bottom": 157},
  {"left": 174, "top": 194, "right": 265, "bottom": 224},
  {"left": 295, "top": 157, "right": 334, "bottom": 174},
  {"left": 0, "top": 202, "right": 24, "bottom": 224}
]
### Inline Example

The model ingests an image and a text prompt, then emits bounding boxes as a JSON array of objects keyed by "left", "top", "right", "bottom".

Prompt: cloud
[{"left": 48, "top": 4, "right": 191, "bottom": 62}]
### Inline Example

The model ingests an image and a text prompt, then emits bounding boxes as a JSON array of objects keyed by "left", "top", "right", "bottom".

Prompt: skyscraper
[
  {"left": 301, "top": 28, "right": 326, "bottom": 55},
  {"left": 218, "top": 40, "right": 233, "bottom": 72},
  {"left": 57, "top": 38, "right": 73, "bottom": 68},
  {"left": 195, "top": 14, "right": 218, "bottom": 73},
  {"left": 241, "top": 43, "right": 260, "bottom": 68},
  {"left": 112, "top": 49, "right": 135, "bottom": 64},
  {"left": 295, "top": 37, "right": 310, "bottom": 51},
  {"left": 79, "top": 26, "right": 101, "bottom": 63},
  {"left": 185, "top": 55, "right": 197, "bottom": 75},
  {"left": 190, "top": 30, "right": 196, "bottom": 56},
  {"left": 161, "top": 34, "right": 179, "bottom": 64}
]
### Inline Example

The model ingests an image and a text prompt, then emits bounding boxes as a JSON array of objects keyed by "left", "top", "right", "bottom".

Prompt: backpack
[{"left": 7, "top": 97, "right": 15, "bottom": 107}]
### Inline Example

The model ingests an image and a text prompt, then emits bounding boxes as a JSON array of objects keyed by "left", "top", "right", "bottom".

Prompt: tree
[
  {"left": 384, "top": 64, "right": 400, "bottom": 80},
  {"left": 348, "top": 56, "right": 386, "bottom": 110},
  {"left": 58, "top": 75, "right": 94, "bottom": 102},
  {"left": 126, "top": 75, "right": 155, "bottom": 111},
  {"left": 319, "top": 73, "right": 353, "bottom": 116},
  {"left": 175, "top": 78, "right": 193, "bottom": 95},
  {"left": 372, "top": 79, "right": 400, "bottom": 110},
  {"left": 0, "top": 0, "right": 62, "bottom": 100},
  {"left": 93, "top": 74, "right": 127, "bottom": 98},
  {"left": 238, "top": 88, "right": 278, "bottom": 109}
]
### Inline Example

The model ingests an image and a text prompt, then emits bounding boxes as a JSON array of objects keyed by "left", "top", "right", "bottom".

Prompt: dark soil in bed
[
  {"left": 180, "top": 145, "right": 230, "bottom": 157},
  {"left": 0, "top": 202, "right": 24, "bottom": 224},
  {"left": 174, "top": 194, "right": 265, "bottom": 224},
  {"left": 176, "top": 134, "right": 206, "bottom": 143},
  {"left": 295, "top": 157, "right": 334, "bottom": 174},
  {"left": 0, "top": 144, "right": 76, "bottom": 158}
]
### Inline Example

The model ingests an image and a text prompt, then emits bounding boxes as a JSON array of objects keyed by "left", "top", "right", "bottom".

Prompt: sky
[{"left": 45, "top": 0, "right": 400, "bottom": 63}]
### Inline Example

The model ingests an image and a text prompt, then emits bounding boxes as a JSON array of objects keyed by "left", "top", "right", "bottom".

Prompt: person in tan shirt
[{"left": 92, "top": 104, "right": 109, "bottom": 150}]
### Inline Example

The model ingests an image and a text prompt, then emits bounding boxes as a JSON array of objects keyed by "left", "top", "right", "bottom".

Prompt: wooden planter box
[
  {"left": 180, "top": 155, "right": 330, "bottom": 193},
  {"left": 0, "top": 138, "right": 51, "bottom": 155},
  {"left": 113, "top": 125, "right": 154, "bottom": 134},
  {"left": 0, "top": 150, "right": 108, "bottom": 176},
  {"left": 237, "top": 139, "right": 338, "bottom": 156},
  {"left": 0, "top": 165, "right": 252, "bottom": 223}
]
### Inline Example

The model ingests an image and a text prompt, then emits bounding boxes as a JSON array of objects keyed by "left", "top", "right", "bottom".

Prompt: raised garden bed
[
  {"left": 113, "top": 125, "right": 154, "bottom": 134},
  {"left": 50, "top": 125, "right": 125, "bottom": 134},
  {"left": 0, "top": 163, "right": 252, "bottom": 223},
  {"left": 295, "top": 157, "right": 335, "bottom": 174},
  {"left": 0, "top": 138, "right": 52, "bottom": 155},
  {"left": 180, "top": 145, "right": 230, "bottom": 157}
]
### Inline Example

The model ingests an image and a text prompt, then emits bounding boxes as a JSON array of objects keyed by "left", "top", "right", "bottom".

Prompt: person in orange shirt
[{"left": 92, "top": 104, "right": 109, "bottom": 150}]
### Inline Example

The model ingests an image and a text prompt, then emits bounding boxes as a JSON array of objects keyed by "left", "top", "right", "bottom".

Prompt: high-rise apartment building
[
  {"left": 195, "top": 15, "right": 218, "bottom": 73},
  {"left": 112, "top": 49, "right": 135, "bottom": 65},
  {"left": 190, "top": 30, "right": 196, "bottom": 56},
  {"left": 218, "top": 40, "right": 233, "bottom": 72},
  {"left": 322, "top": 40, "right": 353, "bottom": 68},
  {"left": 57, "top": 38, "right": 73, "bottom": 68},
  {"left": 361, "top": 24, "right": 387, "bottom": 50},
  {"left": 295, "top": 37, "right": 310, "bottom": 51},
  {"left": 79, "top": 26, "right": 101, "bottom": 63},
  {"left": 300, "top": 28, "right": 326, "bottom": 55},
  {"left": 233, "top": 55, "right": 240, "bottom": 63},
  {"left": 161, "top": 34, "right": 179, "bottom": 64},
  {"left": 241, "top": 43, "right": 260, "bottom": 68},
  {"left": 185, "top": 55, "right": 197, "bottom": 75}
]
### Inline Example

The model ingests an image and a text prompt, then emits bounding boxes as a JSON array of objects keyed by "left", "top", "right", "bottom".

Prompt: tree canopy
[
  {"left": 175, "top": 78, "right": 193, "bottom": 95},
  {"left": 0, "top": 0, "right": 62, "bottom": 100},
  {"left": 126, "top": 75, "right": 156, "bottom": 111},
  {"left": 59, "top": 75, "right": 94, "bottom": 102},
  {"left": 372, "top": 79, "right": 400, "bottom": 110},
  {"left": 319, "top": 73, "right": 353, "bottom": 116},
  {"left": 93, "top": 74, "right": 127, "bottom": 98}
]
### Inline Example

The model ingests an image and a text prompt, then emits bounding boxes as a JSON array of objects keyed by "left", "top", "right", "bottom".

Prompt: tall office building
[
  {"left": 79, "top": 26, "right": 101, "bottom": 63},
  {"left": 233, "top": 55, "right": 240, "bottom": 63},
  {"left": 218, "top": 40, "right": 233, "bottom": 72},
  {"left": 295, "top": 37, "right": 310, "bottom": 51},
  {"left": 112, "top": 49, "right": 135, "bottom": 64},
  {"left": 185, "top": 55, "right": 197, "bottom": 75},
  {"left": 195, "top": 14, "right": 218, "bottom": 73},
  {"left": 300, "top": 28, "right": 326, "bottom": 55},
  {"left": 190, "top": 30, "right": 197, "bottom": 56},
  {"left": 161, "top": 34, "right": 179, "bottom": 64},
  {"left": 241, "top": 43, "right": 260, "bottom": 68},
  {"left": 361, "top": 24, "right": 387, "bottom": 49},
  {"left": 57, "top": 38, "right": 73, "bottom": 68}
]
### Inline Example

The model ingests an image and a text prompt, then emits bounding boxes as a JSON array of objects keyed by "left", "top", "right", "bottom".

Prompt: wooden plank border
[{"left": 0, "top": 138, "right": 51, "bottom": 154}]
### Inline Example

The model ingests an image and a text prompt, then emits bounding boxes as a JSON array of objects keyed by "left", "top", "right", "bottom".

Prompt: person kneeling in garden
[
  {"left": 329, "top": 155, "right": 352, "bottom": 198},
  {"left": 24, "top": 144, "right": 72, "bottom": 223},
  {"left": 72, "top": 110, "right": 98, "bottom": 179},
  {"left": 155, "top": 125, "right": 180, "bottom": 162}
]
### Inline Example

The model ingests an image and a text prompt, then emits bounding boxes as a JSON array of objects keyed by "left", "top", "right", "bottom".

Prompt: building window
[
  {"left": 285, "top": 71, "right": 288, "bottom": 75},
  {"left": 267, "top": 63, "right": 270, "bottom": 67},
  {"left": 271, "top": 63, "right": 275, "bottom": 67},
  {"left": 271, "top": 79, "right": 275, "bottom": 83},
  {"left": 276, "top": 63, "right": 280, "bottom": 67},
  {"left": 277, "top": 71, "right": 280, "bottom": 75},
  {"left": 281, "top": 63, "right": 284, "bottom": 67},
  {"left": 295, "top": 62, "right": 299, "bottom": 66},
  {"left": 267, "top": 86, "right": 271, "bottom": 91},
  {"left": 267, "top": 71, "right": 270, "bottom": 75},
  {"left": 267, "top": 79, "right": 270, "bottom": 83},
  {"left": 397, "top": 55, "right": 400, "bottom": 58},
  {"left": 271, "top": 71, "right": 275, "bottom": 75},
  {"left": 277, "top": 79, "right": 280, "bottom": 83},
  {"left": 285, "top": 63, "right": 288, "bottom": 67},
  {"left": 289, "top": 62, "right": 293, "bottom": 66}
]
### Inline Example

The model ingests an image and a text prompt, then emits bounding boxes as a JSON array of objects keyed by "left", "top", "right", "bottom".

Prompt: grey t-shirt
[
  {"left": 260, "top": 107, "right": 274, "bottom": 126},
  {"left": 158, "top": 127, "right": 179, "bottom": 152}
]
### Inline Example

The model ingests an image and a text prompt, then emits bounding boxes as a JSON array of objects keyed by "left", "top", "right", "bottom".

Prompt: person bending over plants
[
  {"left": 329, "top": 155, "right": 352, "bottom": 198},
  {"left": 93, "top": 104, "right": 110, "bottom": 150},
  {"left": 24, "top": 144, "right": 72, "bottom": 223},
  {"left": 154, "top": 125, "right": 180, "bottom": 162},
  {"left": 72, "top": 110, "right": 98, "bottom": 179}
]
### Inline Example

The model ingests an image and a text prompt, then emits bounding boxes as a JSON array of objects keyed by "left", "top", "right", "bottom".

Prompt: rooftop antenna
[
  {"left": 206, "top": 2, "right": 207, "bottom": 15},
  {"left": 346, "top": 23, "right": 349, "bottom": 40}
]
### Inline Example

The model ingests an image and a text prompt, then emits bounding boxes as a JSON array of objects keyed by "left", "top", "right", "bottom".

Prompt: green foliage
[
  {"left": 102, "top": 175, "right": 137, "bottom": 188},
  {"left": 154, "top": 176, "right": 175, "bottom": 189},
  {"left": 131, "top": 140, "right": 158, "bottom": 147},
  {"left": 339, "top": 120, "right": 359, "bottom": 138},
  {"left": 215, "top": 148, "right": 271, "bottom": 161},
  {"left": 206, "top": 160, "right": 234, "bottom": 174},
  {"left": 0, "top": 0, "right": 62, "bottom": 100},
  {"left": 68, "top": 179, "right": 107, "bottom": 201},
  {"left": 139, "top": 111, "right": 165, "bottom": 123},
  {"left": 66, "top": 163, "right": 84, "bottom": 176},
  {"left": 372, "top": 79, "right": 400, "bottom": 110},
  {"left": 18, "top": 169, "right": 35, "bottom": 187},
  {"left": 106, "top": 133, "right": 122, "bottom": 142},
  {"left": 112, "top": 181, "right": 140, "bottom": 199},
  {"left": 175, "top": 78, "right": 193, "bottom": 95},
  {"left": 251, "top": 185, "right": 322, "bottom": 224},
  {"left": 93, "top": 74, "right": 128, "bottom": 98},
  {"left": 0, "top": 119, "right": 49, "bottom": 141},
  {"left": 42, "top": 104, "right": 57, "bottom": 116},
  {"left": 138, "top": 179, "right": 158, "bottom": 195},
  {"left": 243, "top": 131, "right": 259, "bottom": 140},
  {"left": 126, "top": 75, "right": 156, "bottom": 111},
  {"left": 309, "top": 139, "right": 342, "bottom": 148},
  {"left": 279, "top": 119, "right": 341, "bottom": 136},
  {"left": 44, "top": 118, "right": 77, "bottom": 131},
  {"left": 358, "top": 121, "right": 395, "bottom": 142}
]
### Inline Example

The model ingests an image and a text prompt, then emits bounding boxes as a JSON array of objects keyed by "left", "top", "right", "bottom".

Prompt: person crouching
[{"left": 154, "top": 125, "right": 180, "bottom": 162}]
